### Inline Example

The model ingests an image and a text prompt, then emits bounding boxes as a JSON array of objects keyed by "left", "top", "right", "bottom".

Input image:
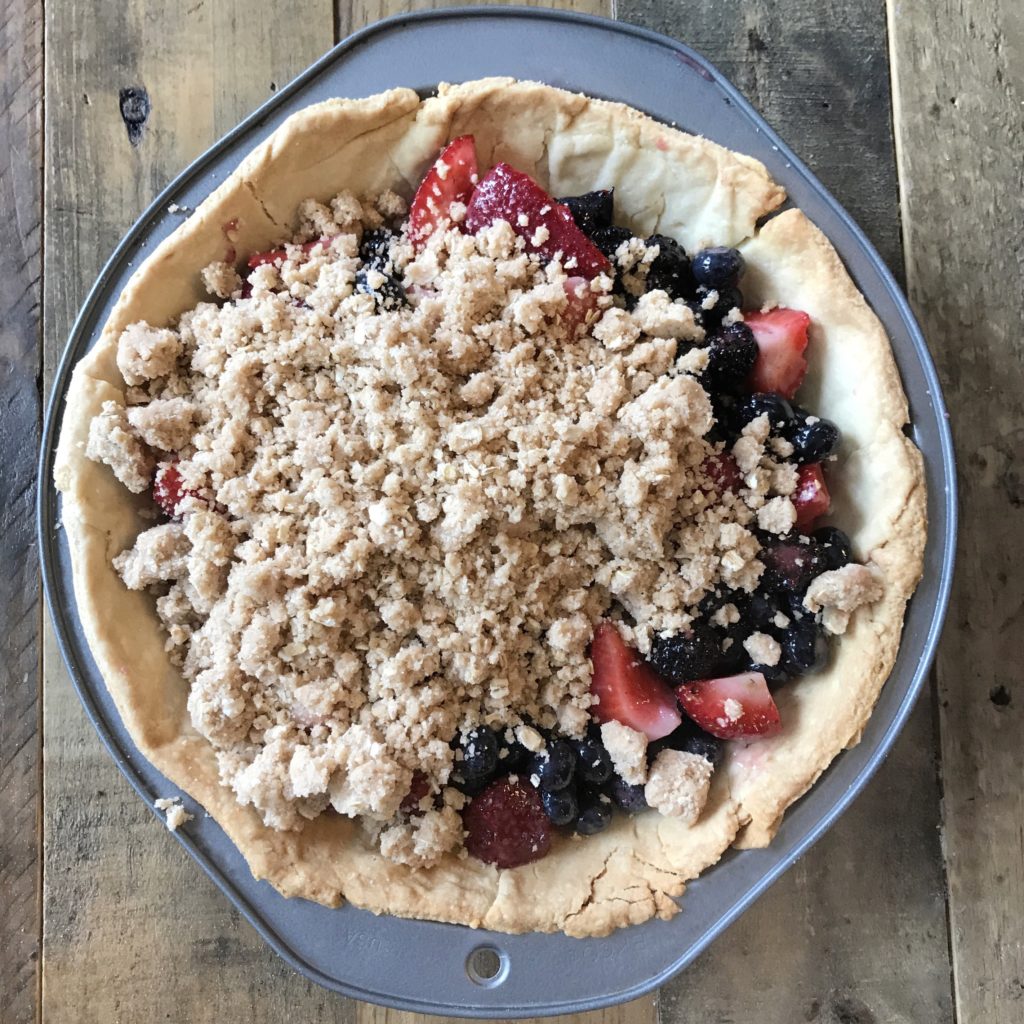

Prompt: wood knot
[{"left": 119, "top": 85, "right": 151, "bottom": 146}]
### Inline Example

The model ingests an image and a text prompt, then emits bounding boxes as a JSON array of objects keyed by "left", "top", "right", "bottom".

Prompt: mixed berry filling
[{"left": 92, "top": 132, "right": 883, "bottom": 872}]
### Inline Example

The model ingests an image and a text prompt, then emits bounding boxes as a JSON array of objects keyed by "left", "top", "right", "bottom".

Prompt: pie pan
[{"left": 38, "top": 7, "right": 956, "bottom": 1017}]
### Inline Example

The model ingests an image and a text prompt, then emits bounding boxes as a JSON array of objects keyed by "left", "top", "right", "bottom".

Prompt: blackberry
[
  {"left": 747, "top": 589, "right": 785, "bottom": 630},
  {"left": 644, "top": 233, "right": 694, "bottom": 299},
  {"left": 591, "top": 225, "right": 633, "bottom": 259},
  {"left": 698, "top": 284, "right": 743, "bottom": 326},
  {"left": 649, "top": 623, "right": 722, "bottom": 684},
  {"left": 715, "top": 623, "right": 753, "bottom": 676},
  {"left": 559, "top": 189, "right": 614, "bottom": 235},
  {"left": 813, "top": 526, "right": 853, "bottom": 571},
  {"left": 529, "top": 738, "right": 576, "bottom": 792},
  {"left": 789, "top": 416, "right": 841, "bottom": 464},
  {"left": 692, "top": 246, "right": 745, "bottom": 289},
  {"left": 355, "top": 268, "right": 406, "bottom": 310},
  {"left": 540, "top": 784, "right": 579, "bottom": 826},
  {"left": 705, "top": 322, "right": 758, "bottom": 391}
]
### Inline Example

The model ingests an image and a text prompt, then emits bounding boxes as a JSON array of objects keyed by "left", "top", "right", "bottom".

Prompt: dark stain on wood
[
  {"left": 119, "top": 84, "right": 151, "bottom": 146},
  {"left": 990, "top": 685, "right": 1011, "bottom": 707}
]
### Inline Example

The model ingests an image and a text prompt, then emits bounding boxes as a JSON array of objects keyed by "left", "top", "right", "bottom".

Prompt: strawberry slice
[
  {"left": 701, "top": 452, "right": 743, "bottom": 494},
  {"left": 676, "top": 672, "right": 781, "bottom": 739},
  {"left": 589, "top": 622, "right": 682, "bottom": 741},
  {"left": 152, "top": 462, "right": 203, "bottom": 519},
  {"left": 464, "top": 163, "right": 610, "bottom": 279},
  {"left": 409, "top": 135, "right": 479, "bottom": 247},
  {"left": 744, "top": 308, "right": 811, "bottom": 399},
  {"left": 793, "top": 463, "right": 831, "bottom": 532},
  {"left": 246, "top": 237, "right": 332, "bottom": 270}
]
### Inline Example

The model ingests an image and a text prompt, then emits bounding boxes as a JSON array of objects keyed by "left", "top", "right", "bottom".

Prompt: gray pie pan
[{"left": 38, "top": 6, "right": 957, "bottom": 1018}]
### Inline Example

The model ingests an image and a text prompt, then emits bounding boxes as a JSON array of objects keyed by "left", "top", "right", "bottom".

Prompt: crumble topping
[
  {"left": 155, "top": 796, "right": 193, "bottom": 832},
  {"left": 87, "top": 189, "right": 811, "bottom": 866},
  {"left": 600, "top": 721, "right": 648, "bottom": 785},
  {"left": 643, "top": 749, "right": 712, "bottom": 823},
  {"left": 803, "top": 563, "right": 885, "bottom": 635},
  {"left": 743, "top": 631, "right": 782, "bottom": 667}
]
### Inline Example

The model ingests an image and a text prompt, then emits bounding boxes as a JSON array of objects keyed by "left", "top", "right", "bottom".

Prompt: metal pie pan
[{"left": 38, "top": 6, "right": 957, "bottom": 1018}]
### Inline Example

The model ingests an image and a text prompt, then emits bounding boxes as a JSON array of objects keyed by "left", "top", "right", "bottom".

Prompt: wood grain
[
  {"left": 889, "top": 0, "right": 1024, "bottom": 1021},
  {"left": 0, "top": 3, "right": 43, "bottom": 1023},
  {"left": 40, "top": 2, "right": 340, "bottom": 1022},
  {"left": 619, "top": 2, "right": 955, "bottom": 1021}
]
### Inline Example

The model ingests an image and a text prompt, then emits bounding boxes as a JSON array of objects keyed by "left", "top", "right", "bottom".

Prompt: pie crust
[{"left": 53, "top": 78, "right": 926, "bottom": 936}]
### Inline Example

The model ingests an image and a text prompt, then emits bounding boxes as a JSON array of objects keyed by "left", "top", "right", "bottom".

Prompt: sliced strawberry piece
[
  {"left": 464, "top": 163, "right": 610, "bottom": 279},
  {"left": 589, "top": 622, "right": 682, "bottom": 741},
  {"left": 152, "top": 463, "right": 203, "bottom": 519},
  {"left": 744, "top": 308, "right": 811, "bottom": 399},
  {"left": 408, "top": 135, "right": 479, "bottom": 247},
  {"left": 246, "top": 237, "right": 332, "bottom": 270},
  {"left": 676, "top": 672, "right": 781, "bottom": 739},
  {"left": 560, "top": 276, "right": 599, "bottom": 336},
  {"left": 701, "top": 452, "right": 743, "bottom": 494},
  {"left": 462, "top": 777, "right": 553, "bottom": 868},
  {"left": 793, "top": 463, "right": 831, "bottom": 532}
]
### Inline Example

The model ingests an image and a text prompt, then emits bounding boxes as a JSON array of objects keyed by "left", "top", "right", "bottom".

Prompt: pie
[{"left": 54, "top": 78, "right": 926, "bottom": 937}]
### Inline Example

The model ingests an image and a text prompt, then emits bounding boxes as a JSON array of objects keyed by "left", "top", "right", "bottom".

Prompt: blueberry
[
  {"left": 359, "top": 228, "right": 394, "bottom": 270},
  {"left": 560, "top": 189, "right": 614, "bottom": 235},
  {"left": 736, "top": 392, "right": 794, "bottom": 434},
  {"left": 780, "top": 620, "right": 830, "bottom": 676},
  {"left": 530, "top": 739, "right": 576, "bottom": 792},
  {"left": 645, "top": 234, "right": 695, "bottom": 299},
  {"left": 355, "top": 268, "right": 406, "bottom": 310},
  {"left": 707, "top": 394, "right": 743, "bottom": 443},
  {"left": 747, "top": 589, "right": 784, "bottom": 630},
  {"left": 649, "top": 623, "right": 722, "bottom": 684},
  {"left": 591, "top": 225, "right": 633, "bottom": 259},
  {"left": 496, "top": 729, "right": 532, "bottom": 772},
  {"left": 705, "top": 322, "right": 758, "bottom": 391},
  {"left": 456, "top": 726, "right": 498, "bottom": 784},
  {"left": 571, "top": 734, "right": 613, "bottom": 785},
  {"left": 604, "top": 776, "right": 648, "bottom": 814},
  {"left": 575, "top": 789, "right": 614, "bottom": 836},
  {"left": 813, "top": 526, "right": 853, "bottom": 571},
  {"left": 540, "top": 784, "right": 579, "bottom": 826},
  {"left": 692, "top": 246, "right": 746, "bottom": 289},
  {"left": 751, "top": 660, "right": 790, "bottom": 686},
  {"left": 759, "top": 538, "right": 827, "bottom": 594},
  {"left": 649, "top": 719, "right": 724, "bottom": 769},
  {"left": 698, "top": 585, "right": 749, "bottom": 622},
  {"left": 789, "top": 417, "right": 841, "bottom": 464}
]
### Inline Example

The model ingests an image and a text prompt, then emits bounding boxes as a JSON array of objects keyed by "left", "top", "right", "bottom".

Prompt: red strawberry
[
  {"left": 676, "top": 672, "right": 781, "bottom": 739},
  {"left": 409, "top": 135, "right": 479, "bottom": 247},
  {"left": 246, "top": 236, "right": 332, "bottom": 270},
  {"left": 462, "top": 777, "right": 553, "bottom": 868},
  {"left": 464, "top": 163, "right": 610, "bottom": 279},
  {"left": 589, "top": 622, "right": 682, "bottom": 741},
  {"left": 701, "top": 452, "right": 743, "bottom": 494},
  {"left": 793, "top": 463, "right": 830, "bottom": 532},
  {"left": 744, "top": 308, "right": 811, "bottom": 399},
  {"left": 152, "top": 463, "right": 202, "bottom": 519},
  {"left": 560, "top": 276, "right": 599, "bottom": 335}
]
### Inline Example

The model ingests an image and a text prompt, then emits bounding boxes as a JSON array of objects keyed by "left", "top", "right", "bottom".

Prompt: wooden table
[{"left": 3, "top": 0, "right": 1019, "bottom": 1020}]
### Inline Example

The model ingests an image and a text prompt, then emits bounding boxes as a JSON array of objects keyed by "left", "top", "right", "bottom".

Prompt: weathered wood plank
[
  {"left": 618, "top": 2, "right": 955, "bottom": 1021},
  {"left": 889, "top": 0, "right": 1024, "bottom": 1021},
  {"left": 41, "top": 2, "right": 339, "bottom": 1022},
  {"left": 0, "top": 2, "right": 43, "bottom": 1023},
  {"left": 357, "top": 995, "right": 658, "bottom": 1024}
]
